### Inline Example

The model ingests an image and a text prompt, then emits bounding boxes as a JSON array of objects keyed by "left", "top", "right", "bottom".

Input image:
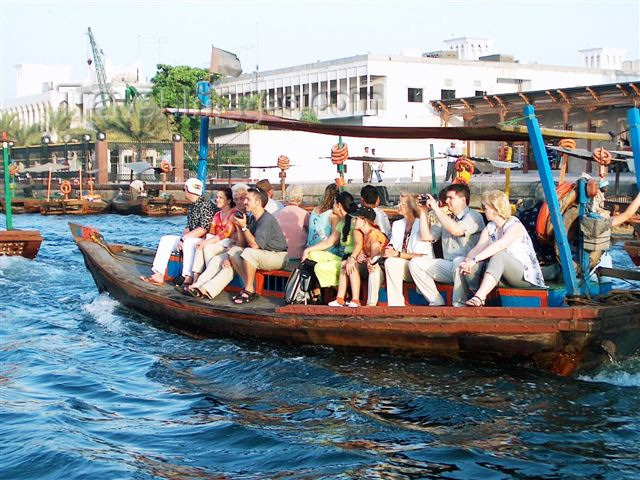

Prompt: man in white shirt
[
  {"left": 445, "top": 142, "right": 459, "bottom": 182},
  {"left": 256, "top": 179, "right": 284, "bottom": 214},
  {"left": 372, "top": 147, "right": 383, "bottom": 183}
]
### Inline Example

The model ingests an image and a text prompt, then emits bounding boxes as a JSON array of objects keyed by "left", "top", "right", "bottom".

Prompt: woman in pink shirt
[{"left": 274, "top": 185, "right": 309, "bottom": 260}]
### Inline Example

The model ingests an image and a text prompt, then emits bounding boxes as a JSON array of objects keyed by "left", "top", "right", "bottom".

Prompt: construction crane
[{"left": 87, "top": 27, "right": 114, "bottom": 107}]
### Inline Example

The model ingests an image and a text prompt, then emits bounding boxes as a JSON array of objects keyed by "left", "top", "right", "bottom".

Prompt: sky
[{"left": 1, "top": 0, "right": 639, "bottom": 105}]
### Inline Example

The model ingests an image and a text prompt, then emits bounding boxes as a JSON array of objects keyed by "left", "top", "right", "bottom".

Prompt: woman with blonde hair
[
  {"left": 383, "top": 194, "right": 434, "bottom": 306},
  {"left": 458, "top": 190, "right": 545, "bottom": 306}
]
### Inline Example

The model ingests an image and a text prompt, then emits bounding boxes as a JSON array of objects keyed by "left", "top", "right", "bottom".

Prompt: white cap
[{"left": 184, "top": 178, "right": 203, "bottom": 195}]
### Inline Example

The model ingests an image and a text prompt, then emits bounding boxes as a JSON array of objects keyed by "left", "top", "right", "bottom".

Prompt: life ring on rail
[
  {"left": 455, "top": 158, "right": 474, "bottom": 174},
  {"left": 535, "top": 182, "right": 576, "bottom": 244},
  {"left": 331, "top": 144, "right": 348, "bottom": 165},
  {"left": 160, "top": 161, "right": 172, "bottom": 173},
  {"left": 8, "top": 163, "right": 19, "bottom": 175},
  {"left": 592, "top": 148, "right": 612, "bottom": 166},
  {"left": 277, "top": 155, "right": 290, "bottom": 170},
  {"left": 558, "top": 138, "right": 576, "bottom": 150},
  {"left": 60, "top": 181, "right": 72, "bottom": 195}
]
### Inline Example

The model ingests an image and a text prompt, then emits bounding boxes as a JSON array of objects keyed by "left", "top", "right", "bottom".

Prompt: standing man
[
  {"left": 408, "top": 183, "right": 485, "bottom": 306},
  {"left": 362, "top": 146, "right": 372, "bottom": 183},
  {"left": 445, "top": 141, "right": 459, "bottom": 182},
  {"left": 372, "top": 147, "right": 383, "bottom": 183}
]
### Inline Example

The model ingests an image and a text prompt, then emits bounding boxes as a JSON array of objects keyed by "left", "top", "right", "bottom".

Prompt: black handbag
[{"left": 284, "top": 259, "right": 318, "bottom": 305}]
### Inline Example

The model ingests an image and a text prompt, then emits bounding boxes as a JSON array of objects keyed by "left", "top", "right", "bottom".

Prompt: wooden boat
[
  {"left": 70, "top": 223, "right": 640, "bottom": 377},
  {"left": 82, "top": 195, "right": 111, "bottom": 214},
  {"left": 40, "top": 198, "right": 85, "bottom": 215},
  {"left": 0, "top": 229, "right": 43, "bottom": 258},
  {"left": 624, "top": 240, "right": 640, "bottom": 266},
  {"left": 141, "top": 196, "right": 189, "bottom": 217},
  {"left": 0, "top": 197, "right": 41, "bottom": 214},
  {"left": 110, "top": 193, "right": 145, "bottom": 215}
]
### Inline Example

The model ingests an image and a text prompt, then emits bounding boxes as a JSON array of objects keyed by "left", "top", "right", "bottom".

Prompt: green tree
[
  {"left": 12, "top": 123, "right": 42, "bottom": 146},
  {"left": 1, "top": 112, "right": 18, "bottom": 137},
  {"left": 149, "top": 64, "right": 225, "bottom": 141},
  {"left": 46, "top": 107, "right": 73, "bottom": 141},
  {"left": 90, "top": 102, "right": 173, "bottom": 160},
  {"left": 300, "top": 107, "right": 319, "bottom": 124}
]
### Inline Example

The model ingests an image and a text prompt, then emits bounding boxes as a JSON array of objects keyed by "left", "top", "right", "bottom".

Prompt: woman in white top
[
  {"left": 383, "top": 194, "right": 434, "bottom": 306},
  {"left": 458, "top": 190, "right": 545, "bottom": 306}
]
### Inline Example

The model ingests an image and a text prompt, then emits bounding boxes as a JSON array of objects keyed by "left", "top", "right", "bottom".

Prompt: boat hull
[
  {"left": 0, "top": 230, "right": 43, "bottom": 258},
  {"left": 71, "top": 224, "right": 640, "bottom": 377},
  {"left": 624, "top": 240, "right": 640, "bottom": 266}
]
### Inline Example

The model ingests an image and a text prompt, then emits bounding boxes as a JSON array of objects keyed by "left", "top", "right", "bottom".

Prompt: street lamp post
[{"left": 82, "top": 134, "right": 91, "bottom": 172}]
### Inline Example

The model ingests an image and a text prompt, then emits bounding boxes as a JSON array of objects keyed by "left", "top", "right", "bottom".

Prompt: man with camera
[
  {"left": 409, "top": 184, "right": 485, "bottom": 306},
  {"left": 226, "top": 187, "right": 288, "bottom": 304}
]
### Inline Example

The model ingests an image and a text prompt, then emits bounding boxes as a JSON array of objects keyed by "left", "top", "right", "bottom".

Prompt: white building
[
  {"left": 579, "top": 47, "right": 627, "bottom": 70},
  {"left": 213, "top": 44, "right": 639, "bottom": 182}
]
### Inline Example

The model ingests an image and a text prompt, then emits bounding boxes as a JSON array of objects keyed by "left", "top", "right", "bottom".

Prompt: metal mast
[{"left": 87, "top": 27, "right": 113, "bottom": 107}]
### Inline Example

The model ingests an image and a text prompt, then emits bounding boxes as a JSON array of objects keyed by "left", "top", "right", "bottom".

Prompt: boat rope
[
  {"left": 566, "top": 290, "right": 640, "bottom": 306},
  {"left": 86, "top": 230, "right": 150, "bottom": 266},
  {"left": 498, "top": 116, "right": 528, "bottom": 127}
]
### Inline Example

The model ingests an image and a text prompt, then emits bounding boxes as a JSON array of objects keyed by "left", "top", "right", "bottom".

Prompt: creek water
[{"left": 1, "top": 214, "right": 639, "bottom": 479}]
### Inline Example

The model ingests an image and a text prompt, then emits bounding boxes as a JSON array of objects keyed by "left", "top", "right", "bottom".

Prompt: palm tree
[
  {"left": 1, "top": 112, "right": 18, "bottom": 137},
  {"left": 91, "top": 102, "right": 174, "bottom": 160},
  {"left": 46, "top": 107, "right": 73, "bottom": 142},
  {"left": 12, "top": 123, "right": 42, "bottom": 146}
]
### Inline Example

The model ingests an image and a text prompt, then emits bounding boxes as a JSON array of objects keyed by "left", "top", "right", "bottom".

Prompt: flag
[{"left": 209, "top": 46, "right": 242, "bottom": 77}]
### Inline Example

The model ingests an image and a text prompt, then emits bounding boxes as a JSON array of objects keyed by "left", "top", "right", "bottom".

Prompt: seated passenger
[
  {"left": 228, "top": 187, "right": 288, "bottom": 304},
  {"left": 301, "top": 191, "right": 357, "bottom": 291},
  {"left": 459, "top": 190, "right": 545, "bottom": 306},
  {"left": 256, "top": 179, "right": 284, "bottom": 214},
  {"left": 185, "top": 187, "right": 236, "bottom": 291},
  {"left": 383, "top": 194, "right": 434, "bottom": 307},
  {"left": 140, "top": 178, "right": 214, "bottom": 286},
  {"left": 183, "top": 184, "right": 250, "bottom": 299},
  {"left": 274, "top": 185, "right": 309, "bottom": 260},
  {"left": 408, "top": 184, "right": 485, "bottom": 306},
  {"left": 307, "top": 183, "right": 339, "bottom": 254},
  {"left": 361, "top": 184, "right": 391, "bottom": 237},
  {"left": 328, "top": 206, "right": 388, "bottom": 307}
]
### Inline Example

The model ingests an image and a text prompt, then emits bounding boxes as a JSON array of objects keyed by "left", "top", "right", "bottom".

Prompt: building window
[
  {"left": 441, "top": 89, "right": 456, "bottom": 100},
  {"left": 408, "top": 88, "right": 423, "bottom": 103},
  {"left": 475, "top": 90, "right": 486, "bottom": 97}
]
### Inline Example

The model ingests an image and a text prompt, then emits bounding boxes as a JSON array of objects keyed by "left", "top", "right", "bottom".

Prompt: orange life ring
[
  {"left": 558, "top": 138, "right": 577, "bottom": 150},
  {"left": 454, "top": 158, "right": 474, "bottom": 174},
  {"left": 331, "top": 144, "right": 348, "bottom": 165},
  {"left": 592, "top": 148, "right": 612, "bottom": 166},
  {"left": 535, "top": 182, "right": 576, "bottom": 244},
  {"left": 60, "top": 181, "right": 72, "bottom": 195},
  {"left": 160, "top": 161, "right": 172, "bottom": 173},
  {"left": 8, "top": 163, "right": 19, "bottom": 175},
  {"left": 277, "top": 155, "right": 290, "bottom": 170}
]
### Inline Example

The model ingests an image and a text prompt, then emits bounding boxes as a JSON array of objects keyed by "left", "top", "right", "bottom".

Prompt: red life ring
[
  {"left": 454, "top": 158, "right": 474, "bottom": 174},
  {"left": 277, "top": 155, "right": 290, "bottom": 170},
  {"left": 160, "top": 161, "right": 172, "bottom": 173},
  {"left": 592, "top": 148, "right": 612, "bottom": 166},
  {"left": 60, "top": 181, "right": 72, "bottom": 195},
  {"left": 331, "top": 144, "right": 348, "bottom": 165},
  {"left": 558, "top": 138, "right": 577, "bottom": 150}
]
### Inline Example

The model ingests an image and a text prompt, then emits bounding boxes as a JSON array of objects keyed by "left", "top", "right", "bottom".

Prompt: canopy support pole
[
  {"left": 524, "top": 105, "right": 580, "bottom": 297},
  {"left": 627, "top": 107, "right": 640, "bottom": 188},
  {"left": 3, "top": 139, "right": 13, "bottom": 230}
]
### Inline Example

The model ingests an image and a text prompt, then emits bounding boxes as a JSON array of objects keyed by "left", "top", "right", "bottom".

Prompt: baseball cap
[
  {"left": 184, "top": 178, "right": 203, "bottom": 195},
  {"left": 349, "top": 206, "right": 376, "bottom": 222}
]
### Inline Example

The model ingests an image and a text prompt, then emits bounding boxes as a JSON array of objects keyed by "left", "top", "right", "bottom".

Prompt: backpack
[{"left": 284, "top": 259, "right": 318, "bottom": 305}]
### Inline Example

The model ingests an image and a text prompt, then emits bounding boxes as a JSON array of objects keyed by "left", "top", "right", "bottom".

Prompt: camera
[
  {"left": 234, "top": 211, "right": 245, "bottom": 219},
  {"left": 418, "top": 193, "right": 433, "bottom": 206}
]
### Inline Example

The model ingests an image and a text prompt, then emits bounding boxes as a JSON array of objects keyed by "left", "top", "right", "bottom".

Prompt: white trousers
[
  {"left": 151, "top": 234, "right": 210, "bottom": 278},
  {"left": 384, "top": 257, "right": 412, "bottom": 307}
]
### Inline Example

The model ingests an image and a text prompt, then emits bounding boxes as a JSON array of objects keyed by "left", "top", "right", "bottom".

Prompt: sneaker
[
  {"left": 328, "top": 300, "right": 344, "bottom": 307},
  {"left": 345, "top": 301, "right": 360, "bottom": 308}
]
